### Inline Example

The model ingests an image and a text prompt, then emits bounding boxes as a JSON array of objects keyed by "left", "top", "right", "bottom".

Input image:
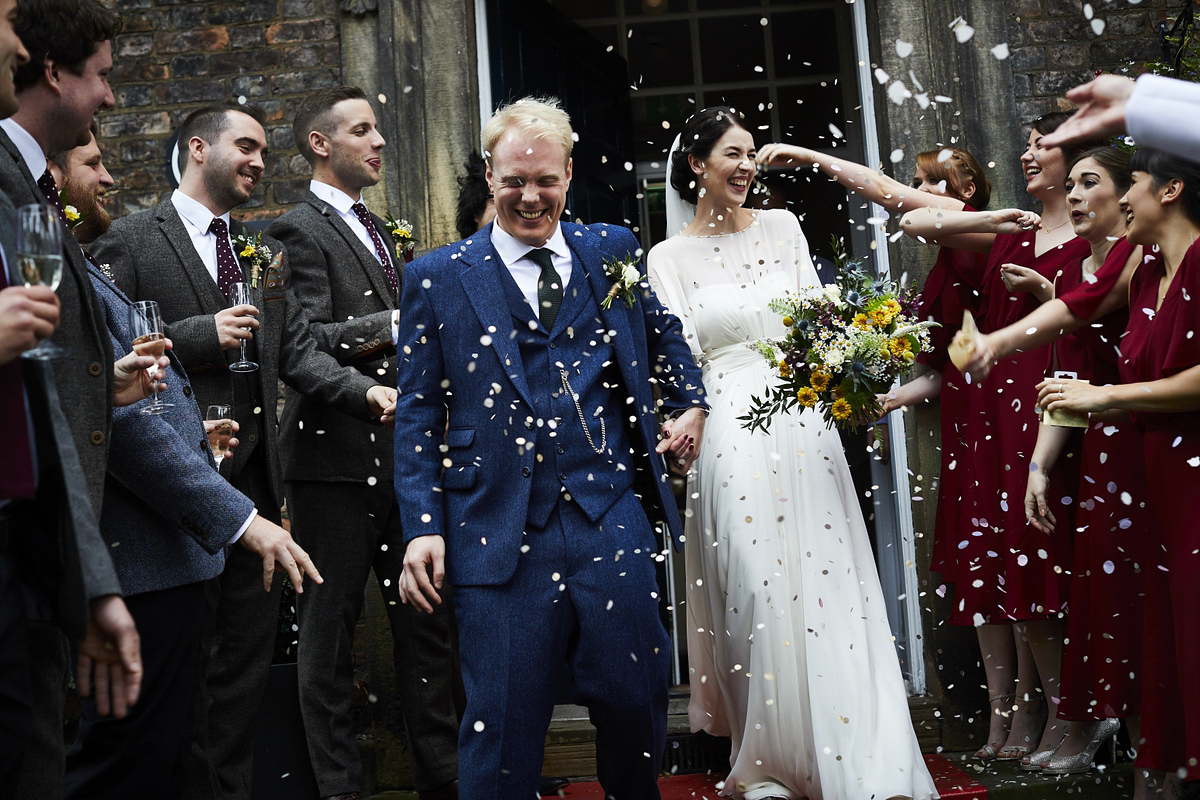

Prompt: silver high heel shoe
[
  {"left": 1021, "top": 732, "right": 1065, "bottom": 772},
  {"left": 1041, "top": 717, "right": 1121, "bottom": 775}
]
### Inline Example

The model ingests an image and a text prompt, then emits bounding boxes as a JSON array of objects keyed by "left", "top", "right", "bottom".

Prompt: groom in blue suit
[{"left": 395, "top": 97, "right": 707, "bottom": 799}]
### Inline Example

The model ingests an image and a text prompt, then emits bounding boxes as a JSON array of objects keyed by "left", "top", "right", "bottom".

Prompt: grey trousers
[{"left": 287, "top": 480, "right": 462, "bottom": 796}]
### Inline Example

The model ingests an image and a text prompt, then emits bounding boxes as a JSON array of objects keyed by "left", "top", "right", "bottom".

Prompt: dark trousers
[
  {"left": 63, "top": 581, "right": 206, "bottom": 799},
  {"left": 0, "top": 552, "right": 31, "bottom": 800},
  {"left": 186, "top": 448, "right": 282, "bottom": 800},
  {"left": 14, "top": 620, "right": 69, "bottom": 800},
  {"left": 453, "top": 490, "right": 670, "bottom": 800},
  {"left": 288, "top": 480, "right": 462, "bottom": 796}
]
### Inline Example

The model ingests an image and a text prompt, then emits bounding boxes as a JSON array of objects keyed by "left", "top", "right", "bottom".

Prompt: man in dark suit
[
  {"left": 266, "top": 86, "right": 460, "bottom": 800},
  {"left": 94, "top": 102, "right": 396, "bottom": 800},
  {"left": 395, "top": 97, "right": 707, "bottom": 799},
  {"left": 0, "top": 1, "right": 143, "bottom": 794}
]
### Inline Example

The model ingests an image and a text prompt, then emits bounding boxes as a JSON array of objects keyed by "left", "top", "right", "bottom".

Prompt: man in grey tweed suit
[
  {"left": 267, "top": 86, "right": 461, "bottom": 800},
  {"left": 93, "top": 102, "right": 397, "bottom": 800}
]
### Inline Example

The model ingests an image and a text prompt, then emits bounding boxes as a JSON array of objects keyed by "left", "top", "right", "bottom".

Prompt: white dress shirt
[
  {"left": 170, "top": 189, "right": 237, "bottom": 287},
  {"left": 0, "top": 117, "right": 46, "bottom": 185},
  {"left": 490, "top": 222, "right": 573, "bottom": 317},
  {"left": 308, "top": 180, "right": 384, "bottom": 264}
]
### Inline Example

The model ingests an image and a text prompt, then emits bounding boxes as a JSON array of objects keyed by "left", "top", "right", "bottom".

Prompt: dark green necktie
[{"left": 530, "top": 247, "right": 562, "bottom": 331}]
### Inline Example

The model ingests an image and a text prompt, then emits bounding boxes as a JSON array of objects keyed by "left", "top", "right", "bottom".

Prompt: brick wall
[
  {"left": 1006, "top": 0, "right": 1174, "bottom": 124},
  {"left": 103, "top": 0, "right": 343, "bottom": 221}
]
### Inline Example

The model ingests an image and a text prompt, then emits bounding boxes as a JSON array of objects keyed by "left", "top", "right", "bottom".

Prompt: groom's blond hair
[{"left": 481, "top": 97, "right": 574, "bottom": 166}]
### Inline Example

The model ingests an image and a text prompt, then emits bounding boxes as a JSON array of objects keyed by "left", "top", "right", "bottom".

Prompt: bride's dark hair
[{"left": 670, "top": 106, "right": 749, "bottom": 204}]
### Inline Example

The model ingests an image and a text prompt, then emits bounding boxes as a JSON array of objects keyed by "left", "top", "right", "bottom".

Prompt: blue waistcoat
[{"left": 495, "top": 255, "right": 635, "bottom": 528}]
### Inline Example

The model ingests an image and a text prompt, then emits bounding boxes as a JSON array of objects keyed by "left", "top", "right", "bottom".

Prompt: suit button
[
  {"left": 521, "top": 466, "right": 531, "bottom": 477},
  {"left": 183, "top": 386, "right": 192, "bottom": 397},
  {"left": 88, "top": 362, "right": 102, "bottom": 376},
  {"left": 525, "top": 419, "right": 533, "bottom": 430},
  {"left": 559, "top": 473, "right": 567, "bottom": 481},
  {"left": 557, "top": 446, "right": 564, "bottom": 454},
  {"left": 249, "top": 433, "right": 257, "bottom": 443},
  {"left": 548, "top": 343, "right": 556, "bottom": 350},
  {"left": 90, "top": 431, "right": 105, "bottom": 445}
]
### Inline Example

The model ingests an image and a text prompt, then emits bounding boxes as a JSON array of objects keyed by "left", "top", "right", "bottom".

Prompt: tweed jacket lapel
[
  {"left": 569, "top": 226, "right": 639, "bottom": 388},
  {"left": 155, "top": 199, "right": 232, "bottom": 313},
  {"left": 457, "top": 230, "right": 534, "bottom": 410},
  {"left": 304, "top": 195, "right": 397, "bottom": 309}
]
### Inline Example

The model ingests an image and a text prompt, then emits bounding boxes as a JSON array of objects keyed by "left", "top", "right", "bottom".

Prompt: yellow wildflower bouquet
[{"left": 741, "top": 259, "right": 935, "bottom": 433}]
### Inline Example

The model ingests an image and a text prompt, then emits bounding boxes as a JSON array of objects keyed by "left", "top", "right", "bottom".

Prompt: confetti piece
[
  {"left": 895, "top": 39, "right": 913, "bottom": 58},
  {"left": 991, "top": 43, "right": 1010, "bottom": 60}
]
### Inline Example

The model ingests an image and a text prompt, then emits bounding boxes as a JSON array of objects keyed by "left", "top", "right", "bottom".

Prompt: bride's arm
[{"left": 646, "top": 249, "right": 703, "bottom": 363}]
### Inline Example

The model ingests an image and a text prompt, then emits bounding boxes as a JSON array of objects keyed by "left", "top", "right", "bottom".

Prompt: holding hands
[{"left": 658, "top": 406, "right": 706, "bottom": 475}]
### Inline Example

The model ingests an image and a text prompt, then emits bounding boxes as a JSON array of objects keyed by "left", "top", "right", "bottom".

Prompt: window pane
[
  {"left": 624, "top": 0, "right": 689, "bottom": 14},
  {"left": 771, "top": 9, "right": 841, "bottom": 78},
  {"left": 775, "top": 81, "right": 843, "bottom": 146},
  {"left": 703, "top": 87, "right": 771, "bottom": 139},
  {"left": 697, "top": 15, "right": 767, "bottom": 84},
  {"left": 627, "top": 20, "right": 694, "bottom": 88},
  {"left": 632, "top": 93, "right": 697, "bottom": 161},
  {"left": 546, "top": 0, "right": 617, "bottom": 18}
]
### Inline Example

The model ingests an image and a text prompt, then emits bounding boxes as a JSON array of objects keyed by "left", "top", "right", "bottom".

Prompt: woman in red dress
[
  {"left": 901, "top": 113, "right": 1103, "bottom": 763},
  {"left": 1039, "top": 148, "right": 1200, "bottom": 800},
  {"left": 1020, "top": 148, "right": 1144, "bottom": 775}
]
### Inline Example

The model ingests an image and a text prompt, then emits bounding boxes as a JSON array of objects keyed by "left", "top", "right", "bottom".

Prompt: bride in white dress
[{"left": 646, "top": 107, "right": 937, "bottom": 800}]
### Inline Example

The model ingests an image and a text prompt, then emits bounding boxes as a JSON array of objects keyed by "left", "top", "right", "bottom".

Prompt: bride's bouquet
[{"left": 739, "top": 260, "right": 935, "bottom": 433}]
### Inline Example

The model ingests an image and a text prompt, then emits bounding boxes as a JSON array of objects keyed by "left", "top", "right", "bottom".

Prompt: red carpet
[{"left": 559, "top": 754, "right": 985, "bottom": 798}]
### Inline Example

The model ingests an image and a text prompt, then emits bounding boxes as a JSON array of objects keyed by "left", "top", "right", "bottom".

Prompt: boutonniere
[
  {"left": 600, "top": 252, "right": 642, "bottom": 310},
  {"left": 383, "top": 213, "right": 418, "bottom": 261},
  {"left": 232, "top": 230, "right": 272, "bottom": 288},
  {"left": 59, "top": 189, "right": 84, "bottom": 229}
]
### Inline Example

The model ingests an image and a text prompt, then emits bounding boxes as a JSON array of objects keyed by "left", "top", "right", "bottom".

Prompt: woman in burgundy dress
[
  {"left": 1039, "top": 148, "right": 1200, "bottom": 800},
  {"left": 900, "top": 113, "right": 1103, "bottom": 763},
  {"left": 1020, "top": 148, "right": 1144, "bottom": 775}
]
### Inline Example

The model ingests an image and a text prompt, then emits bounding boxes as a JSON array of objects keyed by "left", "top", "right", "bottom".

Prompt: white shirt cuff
[{"left": 228, "top": 509, "right": 257, "bottom": 545}]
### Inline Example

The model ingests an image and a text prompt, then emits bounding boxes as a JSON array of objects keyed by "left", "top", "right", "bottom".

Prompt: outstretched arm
[
  {"left": 900, "top": 207, "right": 1040, "bottom": 253},
  {"left": 757, "top": 143, "right": 966, "bottom": 213}
]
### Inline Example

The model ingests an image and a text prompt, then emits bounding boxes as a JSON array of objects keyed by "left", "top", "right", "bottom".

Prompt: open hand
[
  {"left": 1041, "top": 76, "right": 1135, "bottom": 149},
  {"left": 239, "top": 515, "right": 323, "bottom": 592},
  {"left": 77, "top": 595, "right": 142, "bottom": 719}
]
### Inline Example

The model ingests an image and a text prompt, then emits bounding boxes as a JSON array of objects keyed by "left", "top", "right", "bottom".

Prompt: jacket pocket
[
  {"left": 442, "top": 463, "right": 477, "bottom": 490},
  {"left": 445, "top": 427, "right": 475, "bottom": 448}
]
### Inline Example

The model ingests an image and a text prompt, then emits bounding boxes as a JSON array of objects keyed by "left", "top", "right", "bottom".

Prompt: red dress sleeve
[{"left": 1060, "top": 237, "right": 1136, "bottom": 322}]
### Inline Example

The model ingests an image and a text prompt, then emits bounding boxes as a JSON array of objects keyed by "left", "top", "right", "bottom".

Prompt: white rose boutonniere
[{"left": 601, "top": 252, "right": 642, "bottom": 310}]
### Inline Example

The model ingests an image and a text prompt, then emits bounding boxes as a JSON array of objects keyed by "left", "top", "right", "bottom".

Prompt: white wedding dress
[{"left": 648, "top": 209, "right": 937, "bottom": 800}]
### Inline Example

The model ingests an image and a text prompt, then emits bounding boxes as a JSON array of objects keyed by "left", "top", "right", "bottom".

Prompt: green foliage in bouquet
[{"left": 738, "top": 257, "right": 936, "bottom": 433}]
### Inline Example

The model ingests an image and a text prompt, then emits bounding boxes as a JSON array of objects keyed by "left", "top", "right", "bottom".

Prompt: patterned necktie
[
  {"left": 0, "top": 261, "right": 35, "bottom": 500},
  {"left": 37, "top": 169, "right": 70, "bottom": 230},
  {"left": 530, "top": 247, "right": 562, "bottom": 331},
  {"left": 208, "top": 217, "right": 243, "bottom": 298},
  {"left": 350, "top": 202, "right": 398, "bottom": 294}
]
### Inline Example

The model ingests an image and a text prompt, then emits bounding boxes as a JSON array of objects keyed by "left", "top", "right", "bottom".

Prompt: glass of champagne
[
  {"left": 205, "top": 404, "right": 233, "bottom": 467},
  {"left": 227, "top": 282, "right": 258, "bottom": 373},
  {"left": 128, "top": 299, "right": 173, "bottom": 415},
  {"left": 13, "top": 203, "right": 65, "bottom": 359}
]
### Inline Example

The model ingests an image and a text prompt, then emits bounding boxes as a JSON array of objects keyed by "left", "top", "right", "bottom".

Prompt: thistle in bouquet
[{"left": 739, "top": 260, "right": 936, "bottom": 433}]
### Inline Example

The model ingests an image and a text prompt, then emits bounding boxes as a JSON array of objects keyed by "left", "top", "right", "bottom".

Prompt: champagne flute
[
  {"left": 14, "top": 203, "right": 66, "bottom": 359},
  {"left": 128, "top": 299, "right": 173, "bottom": 415},
  {"left": 227, "top": 282, "right": 259, "bottom": 373},
  {"left": 205, "top": 404, "right": 233, "bottom": 466}
]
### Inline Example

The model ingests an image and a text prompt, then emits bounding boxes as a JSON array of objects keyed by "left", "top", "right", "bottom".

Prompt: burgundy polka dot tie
[
  {"left": 37, "top": 170, "right": 70, "bottom": 230},
  {"left": 351, "top": 202, "right": 398, "bottom": 294},
  {"left": 208, "top": 217, "right": 243, "bottom": 298}
]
